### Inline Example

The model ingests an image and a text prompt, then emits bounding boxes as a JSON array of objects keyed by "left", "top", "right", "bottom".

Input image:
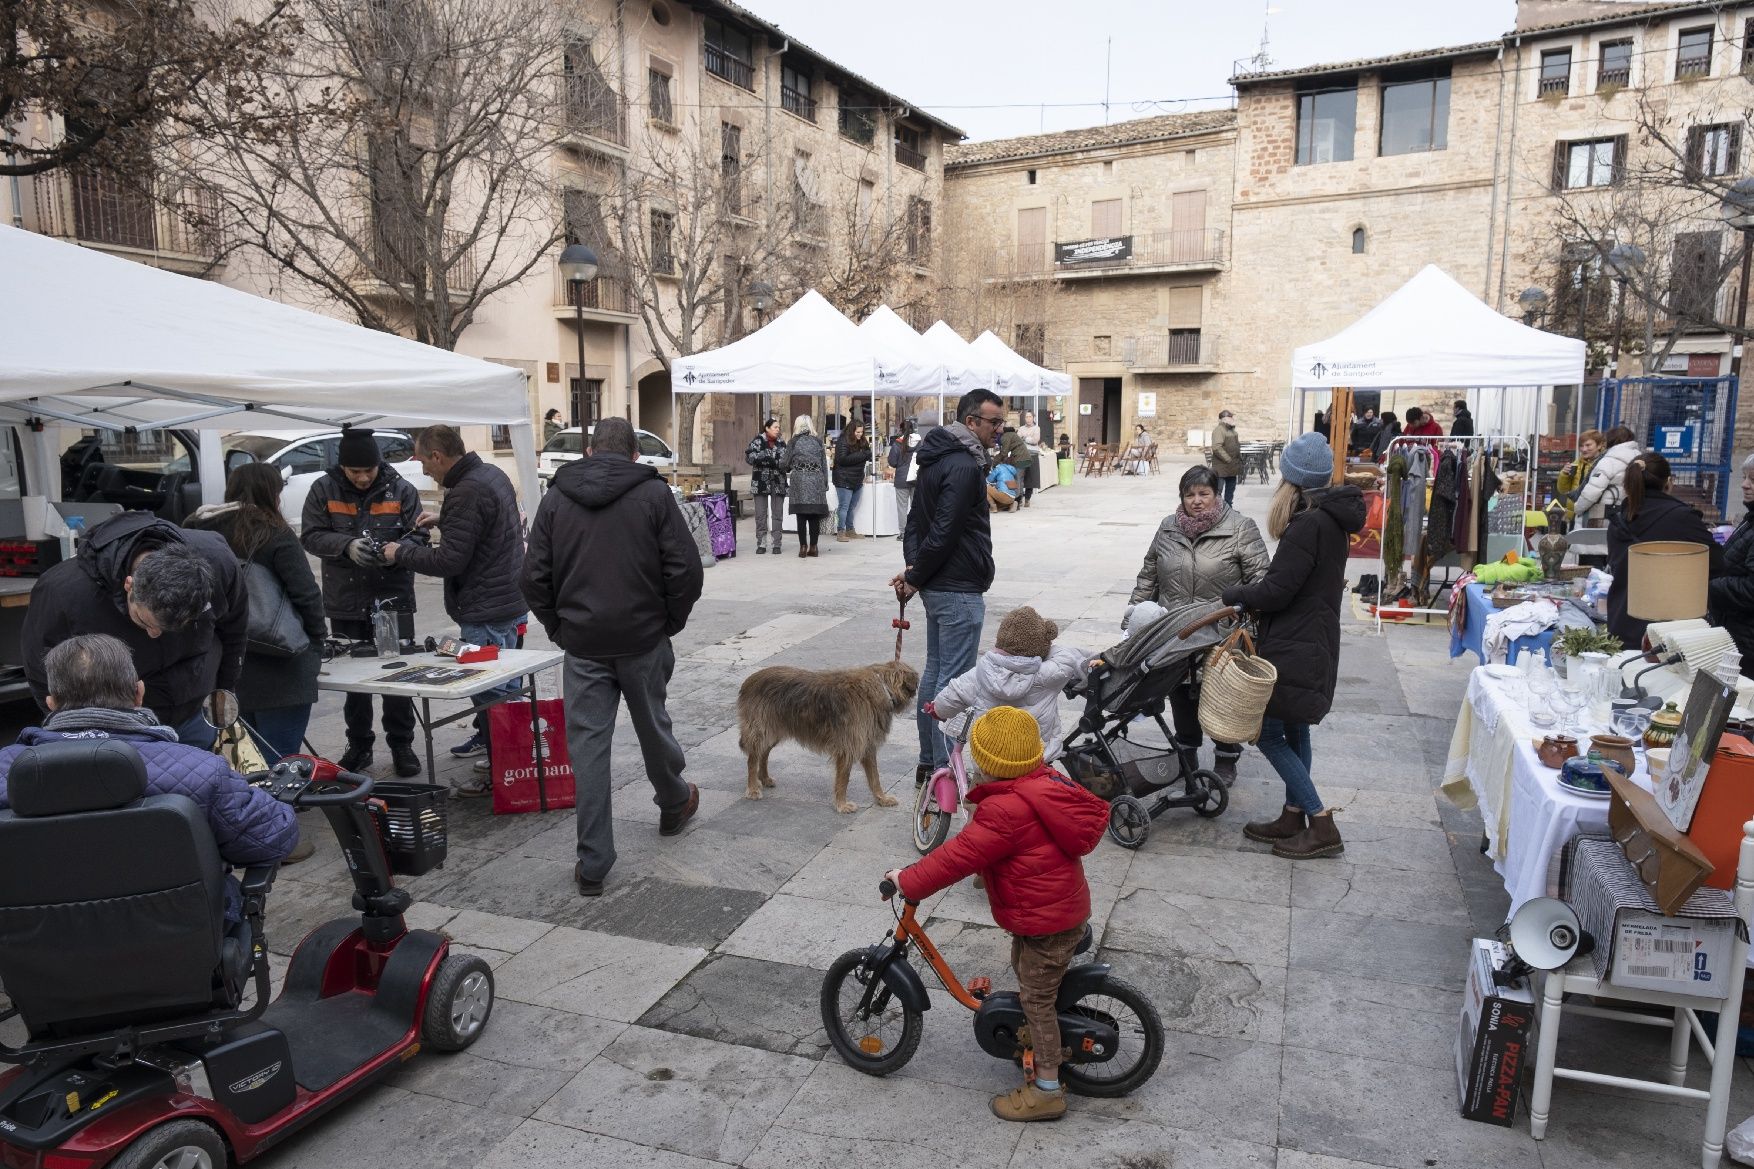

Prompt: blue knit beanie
[{"left": 1280, "top": 431, "right": 1333, "bottom": 489}]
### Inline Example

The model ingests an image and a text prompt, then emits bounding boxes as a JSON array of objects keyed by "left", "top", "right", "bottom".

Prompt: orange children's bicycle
[{"left": 819, "top": 878, "right": 1164, "bottom": 1096}]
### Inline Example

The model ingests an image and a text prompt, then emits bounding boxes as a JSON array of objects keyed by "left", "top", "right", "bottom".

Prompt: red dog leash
[{"left": 892, "top": 598, "right": 911, "bottom": 660}]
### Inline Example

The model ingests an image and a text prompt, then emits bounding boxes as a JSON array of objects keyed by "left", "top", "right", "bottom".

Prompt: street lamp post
[
  {"left": 748, "top": 280, "right": 773, "bottom": 422},
  {"left": 1605, "top": 242, "right": 1646, "bottom": 379},
  {"left": 1722, "top": 179, "right": 1754, "bottom": 392},
  {"left": 1518, "top": 286, "right": 1550, "bottom": 327},
  {"left": 559, "top": 243, "right": 599, "bottom": 431}
]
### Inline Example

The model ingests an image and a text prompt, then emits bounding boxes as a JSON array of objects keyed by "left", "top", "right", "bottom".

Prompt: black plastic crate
[{"left": 367, "top": 781, "right": 449, "bottom": 875}]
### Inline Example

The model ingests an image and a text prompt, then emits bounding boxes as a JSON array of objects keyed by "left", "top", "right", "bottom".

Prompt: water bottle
[{"left": 373, "top": 605, "right": 399, "bottom": 657}]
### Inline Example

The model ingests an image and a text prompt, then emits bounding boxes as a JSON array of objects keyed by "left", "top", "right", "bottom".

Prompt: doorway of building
[
  {"left": 638, "top": 370, "right": 672, "bottom": 444},
  {"left": 1078, "top": 378, "right": 1122, "bottom": 445}
]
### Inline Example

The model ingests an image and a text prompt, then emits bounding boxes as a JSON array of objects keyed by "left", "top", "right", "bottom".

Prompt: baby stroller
[{"left": 1059, "top": 600, "right": 1241, "bottom": 849}]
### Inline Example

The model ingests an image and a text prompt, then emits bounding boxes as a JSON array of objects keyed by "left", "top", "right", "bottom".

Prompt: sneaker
[
  {"left": 575, "top": 862, "right": 605, "bottom": 897},
  {"left": 450, "top": 733, "right": 489, "bottom": 759},
  {"left": 339, "top": 742, "right": 373, "bottom": 773},
  {"left": 473, "top": 756, "right": 490, "bottom": 773},
  {"left": 454, "top": 775, "right": 492, "bottom": 798},
  {"left": 390, "top": 745, "right": 422, "bottom": 778},
  {"left": 658, "top": 783, "right": 700, "bottom": 836},
  {"left": 990, "top": 1082, "right": 1066, "bottom": 1122},
  {"left": 756, "top": 546, "right": 768, "bottom": 554}
]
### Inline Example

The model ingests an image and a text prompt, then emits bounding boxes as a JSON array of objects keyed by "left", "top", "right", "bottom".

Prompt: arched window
[{"left": 1351, "top": 227, "right": 1367, "bottom": 254}]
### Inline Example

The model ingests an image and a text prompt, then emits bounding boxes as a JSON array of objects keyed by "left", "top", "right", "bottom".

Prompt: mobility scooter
[{"left": 0, "top": 740, "right": 492, "bottom": 1169}]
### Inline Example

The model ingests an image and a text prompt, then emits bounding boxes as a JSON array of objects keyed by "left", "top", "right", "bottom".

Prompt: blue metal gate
[{"left": 1596, "top": 375, "right": 1739, "bottom": 519}]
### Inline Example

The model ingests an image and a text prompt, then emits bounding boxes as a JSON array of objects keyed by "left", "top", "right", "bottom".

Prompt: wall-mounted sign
[
  {"left": 1079, "top": 403, "right": 1094, "bottom": 415},
  {"left": 1137, "top": 392, "right": 1157, "bottom": 418},
  {"left": 1655, "top": 424, "right": 1697, "bottom": 458},
  {"left": 1056, "top": 236, "right": 1132, "bottom": 265}
]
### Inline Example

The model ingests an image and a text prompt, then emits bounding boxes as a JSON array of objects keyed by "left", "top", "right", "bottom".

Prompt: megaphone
[{"left": 1493, "top": 897, "right": 1594, "bottom": 987}]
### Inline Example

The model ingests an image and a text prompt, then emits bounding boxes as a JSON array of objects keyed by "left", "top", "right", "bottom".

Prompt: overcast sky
[{"left": 745, "top": 0, "right": 1518, "bottom": 142}]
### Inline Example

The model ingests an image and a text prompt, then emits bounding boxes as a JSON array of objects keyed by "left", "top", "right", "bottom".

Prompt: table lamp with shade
[{"left": 1627, "top": 541, "right": 1711, "bottom": 624}]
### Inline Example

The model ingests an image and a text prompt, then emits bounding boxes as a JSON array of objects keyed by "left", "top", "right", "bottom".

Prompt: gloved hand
[{"left": 346, "top": 538, "right": 380, "bottom": 568}]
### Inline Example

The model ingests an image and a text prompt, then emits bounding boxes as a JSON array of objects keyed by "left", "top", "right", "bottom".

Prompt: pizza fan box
[{"left": 1456, "top": 938, "right": 1535, "bottom": 1127}]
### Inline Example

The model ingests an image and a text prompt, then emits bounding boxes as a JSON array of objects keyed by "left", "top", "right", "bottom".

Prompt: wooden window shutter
[
  {"left": 1686, "top": 126, "right": 1703, "bottom": 173},
  {"left": 1612, "top": 134, "right": 1629, "bottom": 182},
  {"left": 1166, "top": 287, "right": 1203, "bottom": 329},
  {"left": 1731, "top": 125, "right": 1743, "bottom": 175},
  {"left": 1551, "top": 141, "right": 1569, "bottom": 191},
  {"left": 1091, "top": 198, "right": 1122, "bottom": 237}
]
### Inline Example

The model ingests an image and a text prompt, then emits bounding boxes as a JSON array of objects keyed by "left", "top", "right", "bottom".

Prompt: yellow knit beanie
[{"left": 969, "top": 706, "right": 1044, "bottom": 780}]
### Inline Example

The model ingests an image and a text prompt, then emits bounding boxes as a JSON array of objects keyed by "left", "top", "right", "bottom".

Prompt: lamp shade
[{"left": 1627, "top": 541, "right": 1710, "bottom": 622}]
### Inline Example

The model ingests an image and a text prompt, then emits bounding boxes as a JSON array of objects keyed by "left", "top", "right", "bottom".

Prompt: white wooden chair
[{"left": 1528, "top": 818, "right": 1754, "bottom": 1169}]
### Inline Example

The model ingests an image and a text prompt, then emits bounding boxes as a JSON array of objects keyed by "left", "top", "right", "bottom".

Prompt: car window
[
  {"left": 377, "top": 432, "right": 414, "bottom": 462},
  {"left": 279, "top": 441, "right": 328, "bottom": 475},
  {"left": 543, "top": 431, "right": 585, "bottom": 455},
  {"left": 637, "top": 433, "right": 670, "bottom": 458}
]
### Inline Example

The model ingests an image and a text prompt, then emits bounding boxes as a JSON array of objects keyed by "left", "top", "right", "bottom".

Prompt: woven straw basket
[{"left": 1198, "top": 628, "right": 1278, "bottom": 744}]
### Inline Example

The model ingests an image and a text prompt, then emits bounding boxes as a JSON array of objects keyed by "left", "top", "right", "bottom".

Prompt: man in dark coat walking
[
  {"left": 385, "top": 425, "right": 526, "bottom": 793},
  {"left": 520, "top": 417, "right": 704, "bottom": 897},
  {"left": 891, "top": 388, "right": 1003, "bottom": 784},
  {"left": 1449, "top": 399, "right": 1475, "bottom": 438},
  {"left": 301, "top": 428, "right": 427, "bottom": 776},
  {"left": 21, "top": 510, "right": 246, "bottom": 748}
]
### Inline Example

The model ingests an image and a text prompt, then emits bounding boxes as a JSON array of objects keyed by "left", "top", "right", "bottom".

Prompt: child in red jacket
[{"left": 885, "top": 705, "right": 1110, "bottom": 1122}]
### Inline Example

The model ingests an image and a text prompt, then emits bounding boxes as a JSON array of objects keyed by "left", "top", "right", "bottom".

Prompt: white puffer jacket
[
  {"left": 1572, "top": 440, "right": 1641, "bottom": 521},
  {"left": 931, "top": 645, "right": 1091, "bottom": 760}
]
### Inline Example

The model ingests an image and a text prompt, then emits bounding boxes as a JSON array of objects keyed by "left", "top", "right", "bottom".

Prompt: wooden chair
[
  {"left": 1083, "top": 444, "right": 1116, "bottom": 477},
  {"left": 1144, "top": 442, "right": 1160, "bottom": 475},
  {"left": 1528, "top": 818, "right": 1754, "bottom": 1169}
]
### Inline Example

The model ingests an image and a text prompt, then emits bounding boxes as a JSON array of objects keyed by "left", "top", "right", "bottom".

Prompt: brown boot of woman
[
  {"left": 1243, "top": 805, "right": 1305, "bottom": 843},
  {"left": 1272, "top": 811, "right": 1344, "bottom": 859}
]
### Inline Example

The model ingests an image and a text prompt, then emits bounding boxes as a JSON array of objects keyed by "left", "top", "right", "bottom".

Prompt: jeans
[
  {"left": 564, "top": 639, "right": 691, "bottom": 882},
  {"left": 836, "top": 485, "right": 861, "bottom": 531},
  {"left": 1256, "top": 717, "right": 1322, "bottom": 814},
  {"left": 894, "top": 486, "right": 913, "bottom": 534},
  {"left": 754, "top": 493, "right": 785, "bottom": 549},
  {"left": 242, "top": 705, "right": 312, "bottom": 761},
  {"left": 1220, "top": 475, "right": 1237, "bottom": 505},
  {"left": 172, "top": 710, "right": 218, "bottom": 750},
  {"left": 915, "top": 589, "right": 986, "bottom": 769},
  {"left": 462, "top": 617, "right": 526, "bottom": 740}
]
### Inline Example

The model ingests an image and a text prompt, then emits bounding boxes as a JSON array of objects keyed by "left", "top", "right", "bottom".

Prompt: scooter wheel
[
  {"left": 424, "top": 953, "right": 495, "bottom": 1052},
  {"left": 110, "top": 1119, "right": 226, "bottom": 1169},
  {"left": 911, "top": 774, "right": 953, "bottom": 854},
  {"left": 1190, "top": 770, "right": 1229, "bottom": 819},
  {"left": 1107, "top": 795, "right": 1150, "bottom": 849}
]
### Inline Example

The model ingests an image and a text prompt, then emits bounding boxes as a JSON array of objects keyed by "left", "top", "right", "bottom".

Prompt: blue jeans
[
  {"left": 915, "top": 589, "right": 986, "bottom": 769},
  {"left": 243, "top": 705, "right": 312, "bottom": 762},
  {"left": 1256, "top": 717, "right": 1323, "bottom": 814},
  {"left": 172, "top": 710, "right": 217, "bottom": 750},
  {"left": 463, "top": 617, "right": 526, "bottom": 739},
  {"left": 1220, "top": 476, "right": 1237, "bottom": 505},
  {"left": 836, "top": 486, "right": 861, "bottom": 531}
]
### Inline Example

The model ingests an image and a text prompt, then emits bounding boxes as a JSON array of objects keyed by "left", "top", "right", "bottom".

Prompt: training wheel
[{"left": 1107, "top": 795, "right": 1150, "bottom": 850}]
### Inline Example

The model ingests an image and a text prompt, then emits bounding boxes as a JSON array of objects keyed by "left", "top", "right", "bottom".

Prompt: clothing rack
[{"left": 1372, "top": 433, "right": 1534, "bottom": 632}]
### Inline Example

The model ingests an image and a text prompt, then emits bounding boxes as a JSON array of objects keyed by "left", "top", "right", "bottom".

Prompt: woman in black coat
[
  {"left": 185, "top": 463, "right": 328, "bottom": 761},
  {"left": 1222, "top": 432, "right": 1364, "bottom": 861},
  {"left": 1608, "top": 451, "right": 1724, "bottom": 649},
  {"left": 1710, "top": 455, "right": 1754, "bottom": 677},
  {"left": 832, "top": 422, "right": 872, "bottom": 541}
]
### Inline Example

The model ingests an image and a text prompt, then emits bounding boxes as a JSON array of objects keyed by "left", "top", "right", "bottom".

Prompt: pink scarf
[{"left": 1174, "top": 504, "right": 1224, "bottom": 539}]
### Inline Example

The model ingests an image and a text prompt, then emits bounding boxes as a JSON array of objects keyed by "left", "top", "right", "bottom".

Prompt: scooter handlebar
[{"left": 299, "top": 769, "right": 376, "bottom": 807}]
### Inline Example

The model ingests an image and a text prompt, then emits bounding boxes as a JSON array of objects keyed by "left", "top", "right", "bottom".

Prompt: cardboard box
[
  {"left": 1456, "top": 939, "right": 1536, "bottom": 1126},
  {"left": 1608, "top": 914, "right": 1736, "bottom": 998}
]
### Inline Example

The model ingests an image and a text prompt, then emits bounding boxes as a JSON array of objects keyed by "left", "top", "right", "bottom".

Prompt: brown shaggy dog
[{"left": 738, "top": 659, "right": 920, "bottom": 813}]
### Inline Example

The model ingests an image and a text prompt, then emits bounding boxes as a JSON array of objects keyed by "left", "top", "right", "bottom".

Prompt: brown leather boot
[
  {"left": 1273, "top": 811, "right": 1344, "bottom": 859},
  {"left": 1243, "top": 805, "right": 1306, "bottom": 843}
]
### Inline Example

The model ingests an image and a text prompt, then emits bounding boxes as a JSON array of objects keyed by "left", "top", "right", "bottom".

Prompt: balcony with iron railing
[
  {"left": 551, "top": 265, "right": 635, "bottom": 320},
  {"left": 839, "top": 105, "right": 877, "bottom": 145},
  {"left": 348, "top": 216, "right": 478, "bottom": 298},
  {"left": 895, "top": 141, "right": 927, "bottom": 172},
  {"left": 563, "top": 78, "right": 627, "bottom": 150},
  {"left": 705, "top": 43, "right": 755, "bottom": 90},
  {"left": 781, "top": 84, "right": 817, "bottom": 122},
  {"left": 29, "top": 172, "right": 224, "bottom": 271},
  {"left": 983, "top": 227, "right": 1227, "bottom": 282}
]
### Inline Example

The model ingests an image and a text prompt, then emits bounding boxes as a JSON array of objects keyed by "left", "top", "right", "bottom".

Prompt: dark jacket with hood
[
  {"left": 1450, "top": 407, "right": 1475, "bottom": 438},
  {"left": 394, "top": 452, "right": 526, "bottom": 625},
  {"left": 745, "top": 432, "right": 788, "bottom": 496},
  {"left": 1223, "top": 485, "right": 1367, "bottom": 725},
  {"left": 21, "top": 512, "right": 247, "bottom": 727},
  {"left": 1370, "top": 418, "right": 1401, "bottom": 462},
  {"left": 520, "top": 453, "right": 704, "bottom": 659},
  {"left": 300, "top": 462, "right": 425, "bottom": 624},
  {"left": 903, "top": 423, "right": 993, "bottom": 594},
  {"left": 1712, "top": 514, "right": 1754, "bottom": 676},
  {"left": 1607, "top": 490, "right": 1724, "bottom": 649}
]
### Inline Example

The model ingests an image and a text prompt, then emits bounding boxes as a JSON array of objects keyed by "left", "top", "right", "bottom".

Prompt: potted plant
[{"left": 1552, "top": 625, "right": 1624, "bottom": 676}]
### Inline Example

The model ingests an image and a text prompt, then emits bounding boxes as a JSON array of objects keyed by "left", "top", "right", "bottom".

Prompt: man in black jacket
[
  {"left": 520, "top": 417, "right": 704, "bottom": 897},
  {"left": 301, "top": 428, "right": 427, "bottom": 776},
  {"left": 1449, "top": 399, "right": 1475, "bottom": 438},
  {"left": 21, "top": 511, "right": 246, "bottom": 748},
  {"left": 890, "top": 388, "right": 1002, "bottom": 785},
  {"left": 384, "top": 425, "right": 526, "bottom": 793}
]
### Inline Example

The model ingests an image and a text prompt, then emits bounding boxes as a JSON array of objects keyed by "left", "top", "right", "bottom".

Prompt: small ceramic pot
[
  {"left": 1646, "top": 746, "right": 1671, "bottom": 783},
  {"left": 1561, "top": 756, "right": 1615, "bottom": 794},
  {"left": 1645, "top": 701, "right": 1682, "bottom": 748},
  {"left": 1538, "top": 734, "right": 1581, "bottom": 769},
  {"left": 1589, "top": 734, "right": 1638, "bottom": 776}
]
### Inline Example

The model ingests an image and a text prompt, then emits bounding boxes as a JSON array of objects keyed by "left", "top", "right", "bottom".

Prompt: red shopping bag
[{"left": 489, "top": 699, "right": 575, "bottom": 814}]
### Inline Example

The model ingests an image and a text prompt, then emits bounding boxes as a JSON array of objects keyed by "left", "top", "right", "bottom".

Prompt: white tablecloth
[
  {"left": 782, "top": 482, "right": 897, "bottom": 536},
  {"left": 1444, "top": 668, "right": 1652, "bottom": 917}
]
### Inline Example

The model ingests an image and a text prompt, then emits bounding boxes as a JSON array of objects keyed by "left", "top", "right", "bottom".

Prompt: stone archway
[{"left": 637, "top": 368, "right": 672, "bottom": 446}]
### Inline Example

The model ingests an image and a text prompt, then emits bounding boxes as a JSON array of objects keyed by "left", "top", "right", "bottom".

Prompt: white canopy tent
[
  {"left": 921, "top": 321, "right": 994, "bottom": 401},
  {"left": 1289, "top": 264, "right": 1585, "bottom": 440},
  {"left": 971, "top": 330, "right": 1072, "bottom": 397},
  {"left": 857, "top": 306, "right": 950, "bottom": 425},
  {"left": 0, "top": 223, "right": 539, "bottom": 505}
]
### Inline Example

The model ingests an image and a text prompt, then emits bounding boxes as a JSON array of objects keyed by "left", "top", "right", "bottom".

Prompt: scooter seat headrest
[{"left": 7, "top": 739, "right": 148, "bottom": 817}]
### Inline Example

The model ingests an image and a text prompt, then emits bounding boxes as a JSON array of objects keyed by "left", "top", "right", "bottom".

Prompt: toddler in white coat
[{"left": 930, "top": 606, "right": 1091, "bottom": 762}]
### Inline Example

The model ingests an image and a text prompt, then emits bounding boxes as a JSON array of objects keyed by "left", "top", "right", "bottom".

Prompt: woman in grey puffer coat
[
  {"left": 1130, "top": 465, "right": 1270, "bottom": 784},
  {"left": 780, "top": 415, "right": 830, "bottom": 557}
]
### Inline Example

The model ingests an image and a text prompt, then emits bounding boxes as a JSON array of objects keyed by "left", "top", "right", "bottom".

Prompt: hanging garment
[
  {"left": 1423, "top": 450, "right": 1459, "bottom": 564},
  {"left": 1382, "top": 454, "right": 1407, "bottom": 590},
  {"left": 1402, "top": 445, "right": 1431, "bottom": 556},
  {"left": 1452, "top": 449, "right": 1475, "bottom": 559},
  {"left": 1477, "top": 456, "right": 1503, "bottom": 550}
]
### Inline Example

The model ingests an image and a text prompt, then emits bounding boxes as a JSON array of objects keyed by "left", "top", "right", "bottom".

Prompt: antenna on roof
[
  {"left": 1243, "top": 3, "right": 1282, "bottom": 74},
  {"left": 1103, "top": 37, "right": 1112, "bottom": 125}
]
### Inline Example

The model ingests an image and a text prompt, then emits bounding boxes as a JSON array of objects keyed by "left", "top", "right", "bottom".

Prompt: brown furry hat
[{"left": 995, "top": 606, "right": 1057, "bottom": 660}]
